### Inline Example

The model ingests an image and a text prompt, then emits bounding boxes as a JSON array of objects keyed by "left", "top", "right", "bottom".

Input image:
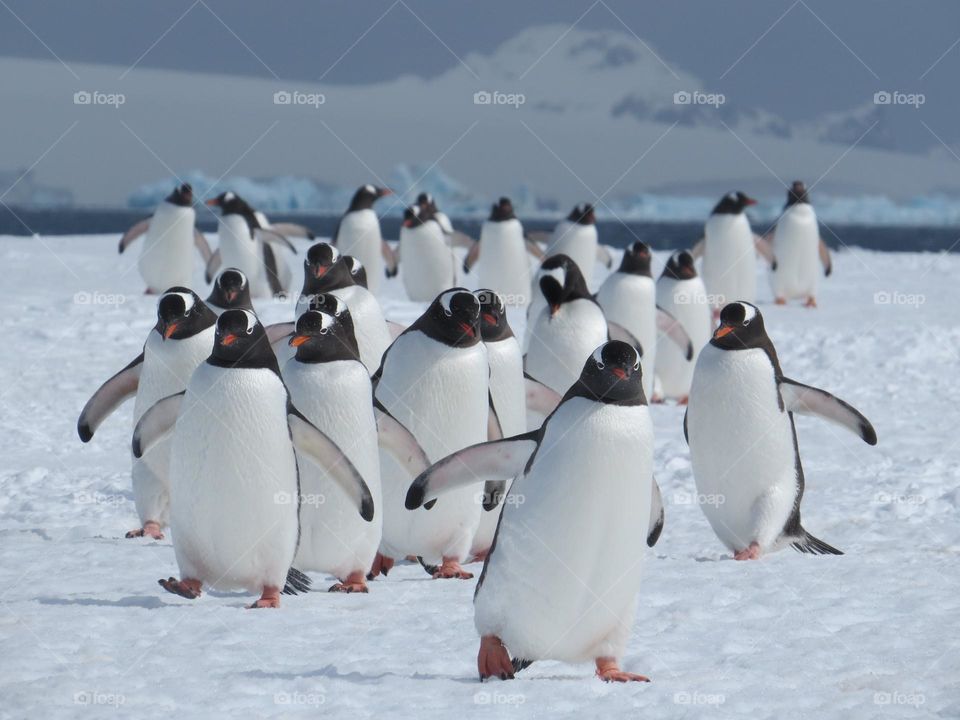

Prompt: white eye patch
[
  {"left": 541, "top": 266, "right": 565, "bottom": 286},
  {"left": 364, "top": 184, "right": 375, "bottom": 195},
  {"left": 162, "top": 291, "right": 195, "bottom": 316},
  {"left": 240, "top": 309, "right": 258, "bottom": 334},
  {"left": 738, "top": 303, "right": 757, "bottom": 324},
  {"left": 439, "top": 290, "right": 459, "bottom": 316}
]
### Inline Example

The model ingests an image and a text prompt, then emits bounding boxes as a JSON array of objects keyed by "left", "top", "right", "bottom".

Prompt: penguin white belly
[
  {"left": 328, "top": 285, "right": 391, "bottom": 373},
  {"left": 218, "top": 216, "right": 269, "bottom": 297},
  {"left": 399, "top": 227, "right": 455, "bottom": 302},
  {"left": 702, "top": 214, "right": 756, "bottom": 306},
  {"left": 477, "top": 220, "right": 531, "bottom": 305},
  {"left": 169, "top": 365, "right": 299, "bottom": 592},
  {"left": 130, "top": 327, "right": 214, "bottom": 526},
  {"left": 655, "top": 277, "right": 711, "bottom": 399},
  {"left": 687, "top": 345, "right": 798, "bottom": 552},
  {"left": 547, "top": 223, "right": 598, "bottom": 290},
  {"left": 137, "top": 203, "right": 195, "bottom": 291},
  {"left": 337, "top": 210, "right": 384, "bottom": 295},
  {"left": 596, "top": 274, "right": 657, "bottom": 399},
  {"left": 474, "top": 399, "right": 652, "bottom": 662},
  {"left": 770, "top": 205, "right": 820, "bottom": 300},
  {"left": 284, "top": 360, "right": 382, "bottom": 579},
  {"left": 375, "top": 333, "right": 488, "bottom": 561},
  {"left": 525, "top": 300, "right": 608, "bottom": 395}
]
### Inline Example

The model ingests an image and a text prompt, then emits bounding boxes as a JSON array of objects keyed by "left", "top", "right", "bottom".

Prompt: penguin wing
[
  {"left": 405, "top": 431, "right": 540, "bottom": 510},
  {"left": 261, "top": 243, "right": 284, "bottom": 296},
  {"left": 607, "top": 321, "right": 644, "bottom": 357},
  {"left": 462, "top": 240, "right": 481, "bottom": 273},
  {"left": 524, "top": 374, "right": 563, "bottom": 417},
  {"left": 132, "top": 391, "right": 184, "bottom": 458},
  {"left": 386, "top": 320, "right": 406, "bottom": 341},
  {"left": 77, "top": 352, "right": 144, "bottom": 442},
  {"left": 683, "top": 408, "right": 689, "bottom": 444},
  {"left": 647, "top": 477, "right": 665, "bottom": 547},
  {"left": 448, "top": 230, "right": 475, "bottom": 249},
  {"left": 255, "top": 228, "right": 298, "bottom": 254},
  {"left": 204, "top": 248, "right": 222, "bottom": 283},
  {"left": 268, "top": 222, "right": 315, "bottom": 240},
  {"left": 779, "top": 378, "right": 877, "bottom": 445},
  {"left": 524, "top": 238, "right": 546, "bottom": 260},
  {"left": 819, "top": 238, "right": 832, "bottom": 277},
  {"left": 193, "top": 229, "right": 213, "bottom": 264},
  {"left": 118, "top": 219, "right": 150, "bottom": 254},
  {"left": 373, "top": 407, "right": 431, "bottom": 480},
  {"left": 595, "top": 244, "right": 613, "bottom": 268},
  {"left": 754, "top": 234, "right": 776, "bottom": 266},
  {"left": 264, "top": 322, "right": 296, "bottom": 346},
  {"left": 524, "top": 230, "right": 550, "bottom": 246},
  {"left": 656, "top": 306, "right": 694, "bottom": 360},
  {"left": 689, "top": 238, "right": 705, "bottom": 260},
  {"left": 382, "top": 240, "right": 399, "bottom": 278},
  {"left": 288, "top": 409, "right": 375, "bottom": 521},
  {"left": 331, "top": 217, "right": 342, "bottom": 244}
]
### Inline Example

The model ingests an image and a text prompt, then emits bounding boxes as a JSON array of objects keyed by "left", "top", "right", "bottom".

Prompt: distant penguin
[
  {"left": 399, "top": 205, "right": 457, "bottom": 302},
  {"left": 119, "top": 183, "right": 212, "bottom": 293},
  {"left": 406, "top": 341, "right": 664, "bottom": 682},
  {"left": 374, "top": 289, "right": 489, "bottom": 579},
  {"left": 695, "top": 191, "right": 759, "bottom": 311},
  {"left": 132, "top": 309, "right": 373, "bottom": 607},
  {"left": 596, "top": 242, "right": 693, "bottom": 400},
  {"left": 685, "top": 302, "right": 877, "bottom": 560},
  {"left": 204, "top": 192, "right": 297, "bottom": 298},
  {"left": 205, "top": 268, "right": 254, "bottom": 314},
  {"left": 332, "top": 184, "right": 396, "bottom": 294},
  {"left": 546, "top": 203, "right": 599, "bottom": 290},
  {"left": 417, "top": 192, "right": 454, "bottom": 237},
  {"left": 468, "top": 198, "right": 531, "bottom": 306},
  {"left": 768, "top": 181, "right": 831, "bottom": 307},
  {"left": 654, "top": 250, "right": 711, "bottom": 403},
  {"left": 77, "top": 289, "right": 217, "bottom": 540}
]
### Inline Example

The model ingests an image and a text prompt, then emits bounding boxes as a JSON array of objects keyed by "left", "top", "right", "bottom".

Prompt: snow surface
[{"left": 1, "top": 233, "right": 958, "bottom": 718}]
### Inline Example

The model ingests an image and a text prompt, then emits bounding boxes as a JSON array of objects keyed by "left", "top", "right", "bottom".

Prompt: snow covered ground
[{"left": 1, "top": 232, "right": 957, "bottom": 718}]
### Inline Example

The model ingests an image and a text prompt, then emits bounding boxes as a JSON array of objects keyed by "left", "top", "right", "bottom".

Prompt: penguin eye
[
  {"left": 633, "top": 358, "right": 641, "bottom": 371},
  {"left": 319, "top": 327, "right": 329, "bottom": 335},
  {"left": 596, "top": 361, "right": 605, "bottom": 370}
]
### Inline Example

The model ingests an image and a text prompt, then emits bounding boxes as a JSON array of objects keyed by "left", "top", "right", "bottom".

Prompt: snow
[{"left": 1, "top": 232, "right": 958, "bottom": 718}]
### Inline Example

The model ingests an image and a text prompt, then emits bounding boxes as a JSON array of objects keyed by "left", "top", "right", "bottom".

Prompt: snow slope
[{"left": 0, "top": 233, "right": 957, "bottom": 718}]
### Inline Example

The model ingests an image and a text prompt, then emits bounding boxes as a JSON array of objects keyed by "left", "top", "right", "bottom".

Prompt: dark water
[{"left": 1, "top": 206, "right": 957, "bottom": 253}]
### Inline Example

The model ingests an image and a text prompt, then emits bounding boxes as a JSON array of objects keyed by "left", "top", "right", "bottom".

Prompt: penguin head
[
  {"left": 573, "top": 341, "right": 645, "bottom": 405},
  {"left": 488, "top": 197, "right": 516, "bottom": 222},
  {"left": 475, "top": 288, "right": 513, "bottom": 341},
  {"left": 712, "top": 191, "right": 757, "bottom": 215},
  {"left": 289, "top": 299, "right": 359, "bottom": 363},
  {"left": 618, "top": 241, "right": 653, "bottom": 276},
  {"left": 165, "top": 183, "right": 194, "bottom": 207},
  {"left": 662, "top": 250, "right": 697, "bottom": 281},
  {"left": 416, "top": 192, "right": 439, "bottom": 214},
  {"left": 211, "top": 309, "right": 275, "bottom": 368},
  {"left": 207, "top": 268, "right": 251, "bottom": 310},
  {"left": 206, "top": 191, "right": 259, "bottom": 230},
  {"left": 304, "top": 242, "right": 340, "bottom": 279},
  {"left": 785, "top": 181, "right": 809, "bottom": 208},
  {"left": 345, "top": 255, "right": 368, "bottom": 289},
  {"left": 349, "top": 184, "right": 392, "bottom": 211},
  {"left": 303, "top": 243, "right": 352, "bottom": 294},
  {"left": 538, "top": 254, "right": 591, "bottom": 315},
  {"left": 155, "top": 288, "right": 216, "bottom": 341},
  {"left": 711, "top": 302, "right": 768, "bottom": 350},
  {"left": 402, "top": 205, "right": 432, "bottom": 228},
  {"left": 420, "top": 288, "right": 481, "bottom": 347},
  {"left": 566, "top": 203, "right": 596, "bottom": 225}
]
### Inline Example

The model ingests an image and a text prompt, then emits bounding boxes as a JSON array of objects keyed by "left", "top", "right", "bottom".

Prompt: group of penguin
[{"left": 79, "top": 178, "right": 877, "bottom": 683}]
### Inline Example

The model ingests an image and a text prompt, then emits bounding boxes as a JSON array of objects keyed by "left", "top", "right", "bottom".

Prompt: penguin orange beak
[
  {"left": 313, "top": 265, "right": 328, "bottom": 278},
  {"left": 550, "top": 305, "right": 560, "bottom": 317},
  {"left": 221, "top": 333, "right": 238, "bottom": 346},
  {"left": 458, "top": 321, "right": 475, "bottom": 338},
  {"left": 482, "top": 312, "right": 497, "bottom": 325},
  {"left": 611, "top": 367, "right": 628, "bottom": 380},
  {"left": 714, "top": 325, "right": 734, "bottom": 339},
  {"left": 225, "top": 289, "right": 238, "bottom": 302},
  {"left": 205, "top": 198, "right": 219, "bottom": 207},
  {"left": 745, "top": 197, "right": 757, "bottom": 206},
  {"left": 163, "top": 323, "right": 178, "bottom": 340},
  {"left": 289, "top": 335, "right": 310, "bottom": 347}
]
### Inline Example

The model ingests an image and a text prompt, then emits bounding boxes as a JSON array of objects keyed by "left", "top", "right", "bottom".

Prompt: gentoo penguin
[
  {"left": 768, "top": 181, "right": 831, "bottom": 307},
  {"left": 596, "top": 242, "right": 693, "bottom": 400},
  {"left": 416, "top": 192, "right": 455, "bottom": 237},
  {"left": 205, "top": 268, "right": 254, "bottom": 314},
  {"left": 204, "top": 192, "right": 297, "bottom": 298},
  {"left": 685, "top": 302, "right": 876, "bottom": 559},
  {"left": 77, "top": 289, "right": 217, "bottom": 539},
  {"left": 692, "top": 191, "right": 760, "bottom": 313},
  {"left": 399, "top": 205, "right": 457, "bottom": 302},
  {"left": 332, "top": 184, "right": 396, "bottom": 294},
  {"left": 374, "top": 289, "right": 489, "bottom": 579},
  {"left": 467, "top": 198, "right": 531, "bottom": 306},
  {"left": 406, "top": 341, "right": 664, "bottom": 682},
  {"left": 132, "top": 309, "right": 373, "bottom": 607},
  {"left": 654, "top": 250, "right": 711, "bottom": 403},
  {"left": 119, "top": 183, "right": 213, "bottom": 293},
  {"left": 345, "top": 255, "right": 368, "bottom": 289},
  {"left": 545, "top": 203, "right": 599, "bottom": 289}
]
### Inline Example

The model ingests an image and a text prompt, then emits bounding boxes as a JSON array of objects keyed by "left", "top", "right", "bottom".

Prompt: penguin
[
  {"left": 374, "top": 289, "right": 489, "bottom": 579},
  {"left": 205, "top": 268, "right": 254, "bottom": 314},
  {"left": 132, "top": 309, "right": 374, "bottom": 607},
  {"left": 119, "top": 183, "right": 212, "bottom": 293},
  {"left": 399, "top": 205, "right": 457, "bottom": 302},
  {"left": 685, "top": 302, "right": 877, "bottom": 560},
  {"left": 77, "top": 288, "right": 217, "bottom": 540},
  {"left": 345, "top": 255, "right": 368, "bottom": 289},
  {"left": 252, "top": 210, "right": 315, "bottom": 242},
  {"left": 466, "top": 198, "right": 531, "bottom": 306},
  {"left": 416, "top": 192, "right": 455, "bottom": 238},
  {"left": 204, "top": 192, "right": 297, "bottom": 298},
  {"left": 332, "top": 184, "right": 396, "bottom": 294},
  {"left": 767, "top": 181, "right": 832, "bottom": 307},
  {"left": 654, "top": 250, "right": 711, "bottom": 403},
  {"left": 406, "top": 341, "right": 664, "bottom": 682},
  {"left": 545, "top": 203, "right": 599, "bottom": 290},
  {"left": 596, "top": 242, "right": 694, "bottom": 401}
]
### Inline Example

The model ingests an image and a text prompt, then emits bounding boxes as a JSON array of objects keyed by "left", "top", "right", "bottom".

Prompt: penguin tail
[
  {"left": 511, "top": 658, "right": 534, "bottom": 674},
  {"left": 282, "top": 567, "right": 312, "bottom": 595},
  {"left": 790, "top": 530, "right": 843, "bottom": 556},
  {"left": 417, "top": 556, "right": 439, "bottom": 576}
]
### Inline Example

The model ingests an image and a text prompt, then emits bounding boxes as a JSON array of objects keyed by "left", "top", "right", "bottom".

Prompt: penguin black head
[
  {"left": 662, "top": 250, "right": 697, "bottom": 281},
  {"left": 289, "top": 295, "right": 359, "bottom": 363},
  {"left": 348, "top": 184, "right": 392, "bottom": 212},
  {"left": 415, "top": 288, "right": 481, "bottom": 347},
  {"left": 302, "top": 242, "right": 352, "bottom": 294},
  {"left": 475, "top": 288, "right": 513, "bottom": 341},
  {"left": 206, "top": 268, "right": 252, "bottom": 311},
  {"left": 785, "top": 181, "right": 809, "bottom": 208},
  {"left": 206, "top": 191, "right": 259, "bottom": 230},
  {"left": 155, "top": 288, "right": 217, "bottom": 341},
  {"left": 566, "top": 203, "right": 596, "bottom": 225},
  {"left": 210, "top": 309, "right": 278, "bottom": 370},
  {"left": 711, "top": 191, "right": 757, "bottom": 215},
  {"left": 416, "top": 192, "right": 439, "bottom": 214},
  {"left": 402, "top": 205, "right": 433, "bottom": 228},
  {"left": 488, "top": 197, "right": 516, "bottom": 222},
  {"left": 538, "top": 254, "right": 592, "bottom": 315},
  {"left": 711, "top": 302, "right": 769, "bottom": 351},
  {"left": 618, "top": 241, "right": 653, "bottom": 276},
  {"left": 345, "top": 256, "right": 368, "bottom": 289},
  {"left": 568, "top": 341, "right": 645, "bottom": 406},
  {"left": 165, "top": 183, "right": 194, "bottom": 207}
]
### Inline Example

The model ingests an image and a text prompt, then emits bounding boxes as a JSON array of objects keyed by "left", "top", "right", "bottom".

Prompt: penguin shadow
[
  {"left": 37, "top": 595, "right": 169, "bottom": 609},
  {"left": 241, "top": 666, "right": 477, "bottom": 685}
]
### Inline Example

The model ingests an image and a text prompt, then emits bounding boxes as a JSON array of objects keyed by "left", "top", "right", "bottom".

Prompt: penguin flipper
[
  {"left": 118, "top": 219, "right": 150, "bottom": 253},
  {"left": 524, "top": 238, "right": 546, "bottom": 261},
  {"left": 818, "top": 238, "right": 832, "bottom": 277},
  {"left": 282, "top": 567, "right": 313, "bottom": 595},
  {"left": 647, "top": 477, "right": 665, "bottom": 547},
  {"left": 78, "top": 353, "right": 144, "bottom": 442},
  {"left": 264, "top": 321, "right": 295, "bottom": 346},
  {"left": 607, "top": 321, "right": 643, "bottom": 358},
  {"left": 448, "top": 230, "right": 476, "bottom": 249},
  {"left": 779, "top": 378, "right": 877, "bottom": 445},
  {"left": 595, "top": 244, "right": 613, "bottom": 268},
  {"left": 656, "top": 306, "right": 694, "bottom": 361},
  {"left": 689, "top": 238, "right": 705, "bottom": 260},
  {"left": 261, "top": 243, "right": 284, "bottom": 296},
  {"left": 463, "top": 240, "right": 481, "bottom": 273},
  {"left": 132, "top": 391, "right": 184, "bottom": 458},
  {"left": 405, "top": 431, "right": 540, "bottom": 510},
  {"left": 382, "top": 240, "right": 398, "bottom": 278},
  {"left": 373, "top": 407, "right": 431, "bottom": 480},
  {"left": 193, "top": 228, "right": 213, "bottom": 264},
  {"left": 288, "top": 409, "right": 374, "bottom": 521},
  {"left": 255, "top": 228, "right": 297, "bottom": 254},
  {"left": 524, "top": 374, "right": 562, "bottom": 417},
  {"left": 682, "top": 408, "right": 689, "bottom": 444},
  {"left": 204, "top": 248, "right": 222, "bottom": 283},
  {"left": 753, "top": 234, "right": 775, "bottom": 266},
  {"left": 269, "top": 222, "right": 315, "bottom": 240}
]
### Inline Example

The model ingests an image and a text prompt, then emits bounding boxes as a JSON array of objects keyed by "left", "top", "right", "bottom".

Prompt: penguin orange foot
[
  {"left": 774, "top": 297, "right": 787, "bottom": 305},
  {"left": 126, "top": 521, "right": 164, "bottom": 540},
  {"left": 804, "top": 296, "right": 818, "bottom": 308},
  {"left": 329, "top": 571, "right": 369, "bottom": 593},
  {"left": 433, "top": 557, "right": 473, "bottom": 579},
  {"left": 248, "top": 586, "right": 281, "bottom": 608},
  {"left": 159, "top": 577, "right": 201, "bottom": 599},
  {"left": 367, "top": 552, "right": 394, "bottom": 580},
  {"left": 478, "top": 635, "right": 514, "bottom": 681},
  {"left": 733, "top": 542, "right": 762, "bottom": 561},
  {"left": 595, "top": 657, "right": 650, "bottom": 683}
]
